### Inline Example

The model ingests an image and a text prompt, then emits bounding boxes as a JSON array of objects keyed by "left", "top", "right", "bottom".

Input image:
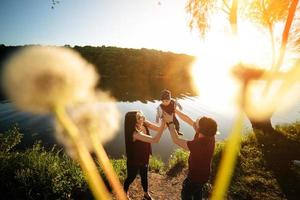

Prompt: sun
[
  {"left": 189, "top": 20, "right": 281, "bottom": 115},
  {"left": 190, "top": 41, "right": 240, "bottom": 115}
]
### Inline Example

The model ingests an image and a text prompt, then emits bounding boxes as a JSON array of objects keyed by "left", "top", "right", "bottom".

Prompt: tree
[
  {"left": 51, "top": 0, "right": 59, "bottom": 9},
  {"left": 186, "top": 1, "right": 300, "bottom": 199},
  {"left": 245, "top": 0, "right": 290, "bottom": 67},
  {"left": 186, "top": 0, "right": 240, "bottom": 36},
  {"left": 186, "top": 0, "right": 299, "bottom": 132}
]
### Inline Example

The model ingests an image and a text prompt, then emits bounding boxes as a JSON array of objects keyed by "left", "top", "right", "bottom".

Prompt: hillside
[{"left": 1, "top": 123, "right": 300, "bottom": 199}]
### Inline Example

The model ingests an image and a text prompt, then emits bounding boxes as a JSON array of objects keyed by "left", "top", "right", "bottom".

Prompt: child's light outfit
[{"left": 156, "top": 99, "right": 183, "bottom": 135}]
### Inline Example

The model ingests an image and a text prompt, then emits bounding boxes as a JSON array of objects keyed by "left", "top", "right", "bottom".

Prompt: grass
[
  {"left": 210, "top": 124, "right": 300, "bottom": 200},
  {"left": 149, "top": 155, "right": 165, "bottom": 174},
  {"left": 166, "top": 148, "right": 189, "bottom": 176},
  {"left": 0, "top": 128, "right": 86, "bottom": 199},
  {"left": 227, "top": 133, "right": 284, "bottom": 199},
  {"left": 1, "top": 122, "right": 300, "bottom": 199}
]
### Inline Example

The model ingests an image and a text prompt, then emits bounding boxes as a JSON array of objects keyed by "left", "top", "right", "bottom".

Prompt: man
[{"left": 164, "top": 109, "right": 217, "bottom": 200}]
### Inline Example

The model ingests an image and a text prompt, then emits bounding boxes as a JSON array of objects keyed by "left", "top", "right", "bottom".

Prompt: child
[{"left": 156, "top": 89, "right": 183, "bottom": 136}]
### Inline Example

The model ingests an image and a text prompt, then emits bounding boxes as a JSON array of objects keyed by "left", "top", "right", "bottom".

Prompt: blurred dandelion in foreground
[
  {"left": 213, "top": 59, "right": 300, "bottom": 200},
  {"left": 55, "top": 94, "right": 120, "bottom": 159},
  {"left": 2, "top": 46, "right": 97, "bottom": 113},
  {"left": 1, "top": 46, "right": 128, "bottom": 200},
  {"left": 55, "top": 92, "right": 126, "bottom": 200},
  {"left": 232, "top": 63, "right": 300, "bottom": 121}
]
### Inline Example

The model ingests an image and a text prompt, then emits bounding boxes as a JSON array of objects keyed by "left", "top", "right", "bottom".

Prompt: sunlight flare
[{"left": 190, "top": 19, "right": 299, "bottom": 117}]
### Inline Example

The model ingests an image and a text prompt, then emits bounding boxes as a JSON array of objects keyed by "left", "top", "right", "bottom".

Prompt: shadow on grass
[{"left": 255, "top": 127, "right": 300, "bottom": 200}]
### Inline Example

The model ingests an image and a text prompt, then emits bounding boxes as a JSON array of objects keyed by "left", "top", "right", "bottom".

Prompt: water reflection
[
  {"left": 0, "top": 96, "right": 232, "bottom": 161},
  {"left": 100, "top": 76, "right": 198, "bottom": 103},
  {"left": 1, "top": 78, "right": 300, "bottom": 161},
  {"left": 106, "top": 96, "right": 237, "bottom": 161},
  {"left": 0, "top": 103, "right": 56, "bottom": 149}
]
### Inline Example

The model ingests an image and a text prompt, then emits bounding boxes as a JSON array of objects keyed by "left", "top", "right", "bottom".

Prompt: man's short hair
[{"left": 198, "top": 116, "right": 217, "bottom": 137}]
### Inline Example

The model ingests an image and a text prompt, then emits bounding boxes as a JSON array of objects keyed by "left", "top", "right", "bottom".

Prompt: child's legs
[{"left": 173, "top": 116, "right": 180, "bottom": 132}]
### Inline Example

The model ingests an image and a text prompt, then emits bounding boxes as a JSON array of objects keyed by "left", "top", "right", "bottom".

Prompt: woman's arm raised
[
  {"left": 144, "top": 119, "right": 164, "bottom": 132},
  {"left": 133, "top": 130, "right": 163, "bottom": 144},
  {"left": 133, "top": 121, "right": 165, "bottom": 144}
]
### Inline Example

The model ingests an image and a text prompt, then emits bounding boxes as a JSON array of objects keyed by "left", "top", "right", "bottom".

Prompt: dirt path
[{"left": 126, "top": 169, "right": 188, "bottom": 200}]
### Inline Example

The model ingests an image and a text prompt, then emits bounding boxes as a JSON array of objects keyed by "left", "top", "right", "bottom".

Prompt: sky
[
  {"left": 0, "top": 0, "right": 203, "bottom": 55},
  {"left": 2, "top": 0, "right": 300, "bottom": 123}
]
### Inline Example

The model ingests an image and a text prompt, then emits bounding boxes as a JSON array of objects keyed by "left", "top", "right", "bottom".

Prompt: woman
[{"left": 124, "top": 111, "right": 165, "bottom": 200}]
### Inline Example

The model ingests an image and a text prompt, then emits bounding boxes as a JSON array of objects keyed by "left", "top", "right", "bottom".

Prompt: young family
[{"left": 123, "top": 90, "right": 217, "bottom": 200}]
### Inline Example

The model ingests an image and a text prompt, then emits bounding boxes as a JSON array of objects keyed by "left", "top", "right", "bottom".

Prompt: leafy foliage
[
  {"left": 1, "top": 122, "right": 299, "bottom": 199},
  {"left": 0, "top": 129, "right": 87, "bottom": 199},
  {"left": 0, "top": 126, "right": 22, "bottom": 152},
  {"left": 166, "top": 148, "right": 189, "bottom": 176},
  {"left": 212, "top": 125, "right": 300, "bottom": 199},
  {"left": 149, "top": 155, "right": 165, "bottom": 174},
  {"left": 245, "top": 0, "right": 290, "bottom": 26},
  {"left": 110, "top": 156, "right": 127, "bottom": 183}
]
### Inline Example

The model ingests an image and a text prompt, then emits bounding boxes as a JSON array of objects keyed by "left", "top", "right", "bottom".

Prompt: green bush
[
  {"left": 0, "top": 126, "right": 22, "bottom": 152},
  {"left": 149, "top": 155, "right": 165, "bottom": 173},
  {"left": 110, "top": 156, "right": 127, "bottom": 182},
  {"left": 166, "top": 149, "right": 189, "bottom": 176},
  {"left": 228, "top": 133, "right": 285, "bottom": 199},
  {"left": 1, "top": 121, "right": 300, "bottom": 199},
  {"left": 209, "top": 127, "right": 300, "bottom": 199},
  {"left": 0, "top": 129, "right": 87, "bottom": 200}
]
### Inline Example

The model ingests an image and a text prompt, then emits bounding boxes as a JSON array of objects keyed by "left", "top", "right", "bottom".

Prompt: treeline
[
  {"left": 72, "top": 45, "right": 194, "bottom": 78},
  {"left": 0, "top": 45, "right": 197, "bottom": 102}
]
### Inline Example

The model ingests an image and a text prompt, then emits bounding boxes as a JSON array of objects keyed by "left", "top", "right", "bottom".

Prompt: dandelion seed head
[
  {"left": 55, "top": 93, "right": 120, "bottom": 159},
  {"left": 244, "top": 81, "right": 281, "bottom": 120},
  {"left": 233, "top": 62, "right": 300, "bottom": 121},
  {"left": 2, "top": 46, "right": 98, "bottom": 113},
  {"left": 243, "top": 64, "right": 300, "bottom": 121}
]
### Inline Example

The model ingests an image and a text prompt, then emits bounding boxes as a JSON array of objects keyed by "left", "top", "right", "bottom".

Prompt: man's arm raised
[
  {"left": 168, "top": 123, "right": 189, "bottom": 150},
  {"left": 175, "top": 109, "right": 195, "bottom": 127},
  {"left": 163, "top": 112, "right": 189, "bottom": 150}
]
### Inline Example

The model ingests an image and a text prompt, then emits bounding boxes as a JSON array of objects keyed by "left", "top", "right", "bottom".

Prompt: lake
[{"left": 1, "top": 91, "right": 300, "bottom": 161}]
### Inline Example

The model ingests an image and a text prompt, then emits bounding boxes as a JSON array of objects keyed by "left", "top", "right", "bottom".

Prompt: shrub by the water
[
  {"left": 166, "top": 148, "right": 189, "bottom": 176},
  {"left": 149, "top": 155, "right": 165, "bottom": 174},
  {"left": 212, "top": 124, "right": 300, "bottom": 199},
  {"left": 0, "top": 128, "right": 87, "bottom": 199},
  {"left": 1, "top": 122, "right": 299, "bottom": 199}
]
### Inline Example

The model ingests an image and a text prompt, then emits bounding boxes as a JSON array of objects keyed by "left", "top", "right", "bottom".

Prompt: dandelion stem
[
  {"left": 53, "top": 105, "right": 111, "bottom": 200},
  {"left": 211, "top": 111, "right": 244, "bottom": 200},
  {"left": 91, "top": 137, "right": 128, "bottom": 200}
]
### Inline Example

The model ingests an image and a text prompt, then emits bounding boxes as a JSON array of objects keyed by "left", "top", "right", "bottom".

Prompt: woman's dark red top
[{"left": 127, "top": 124, "right": 152, "bottom": 166}]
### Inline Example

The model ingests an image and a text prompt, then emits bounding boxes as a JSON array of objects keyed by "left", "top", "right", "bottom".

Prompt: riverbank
[{"left": 0, "top": 123, "right": 299, "bottom": 199}]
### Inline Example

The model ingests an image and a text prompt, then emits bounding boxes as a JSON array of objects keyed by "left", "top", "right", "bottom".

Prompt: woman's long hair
[{"left": 124, "top": 111, "right": 138, "bottom": 160}]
